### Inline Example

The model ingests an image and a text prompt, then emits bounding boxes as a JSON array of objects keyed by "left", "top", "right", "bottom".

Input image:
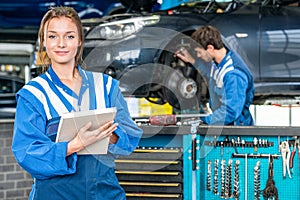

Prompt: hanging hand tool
[
  {"left": 233, "top": 160, "right": 240, "bottom": 200},
  {"left": 262, "top": 156, "right": 278, "bottom": 200},
  {"left": 134, "top": 113, "right": 207, "bottom": 126},
  {"left": 253, "top": 137, "right": 258, "bottom": 152},
  {"left": 188, "top": 119, "right": 201, "bottom": 171},
  {"left": 206, "top": 160, "right": 211, "bottom": 191},
  {"left": 213, "top": 159, "right": 219, "bottom": 195},
  {"left": 241, "top": 139, "right": 245, "bottom": 149},
  {"left": 220, "top": 159, "right": 226, "bottom": 198},
  {"left": 280, "top": 141, "right": 291, "bottom": 178},
  {"left": 289, "top": 138, "right": 299, "bottom": 172},
  {"left": 220, "top": 141, "right": 224, "bottom": 157},
  {"left": 236, "top": 137, "right": 241, "bottom": 147},
  {"left": 224, "top": 159, "right": 233, "bottom": 199},
  {"left": 254, "top": 161, "right": 261, "bottom": 200}
]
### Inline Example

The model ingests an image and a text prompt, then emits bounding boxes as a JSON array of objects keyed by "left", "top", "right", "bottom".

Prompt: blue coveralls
[
  {"left": 196, "top": 50, "right": 255, "bottom": 125},
  {"left": 12, "top": 66, "right": 143, "bottom": 200}
]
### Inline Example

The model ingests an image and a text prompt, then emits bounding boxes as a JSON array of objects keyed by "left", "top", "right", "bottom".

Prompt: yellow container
[{"left": 138, "top": 98, "right": 172, "bottom": 117}]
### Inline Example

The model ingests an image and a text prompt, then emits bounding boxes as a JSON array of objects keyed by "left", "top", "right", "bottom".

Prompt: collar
[
  {"left": 216, "top": 50, "right": 232, "bottom": 69},
  {"left": 47, "top": 65, "right": 89, "bottom": 97},
  {"left": 48, "top": 65, "right": 88, "bottom": 86}
]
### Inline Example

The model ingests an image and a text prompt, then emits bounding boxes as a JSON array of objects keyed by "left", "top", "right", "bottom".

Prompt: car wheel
[{"left": 159, "top": 49, "right": 208, "bottom": 111}]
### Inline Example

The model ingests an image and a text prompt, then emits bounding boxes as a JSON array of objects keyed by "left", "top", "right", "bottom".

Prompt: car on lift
[
  {"left": 82, "top": 0, "right": 300, "bottom": 111},
  {"left": 0, "top": 0, "right": 125, "bottom": 44}
]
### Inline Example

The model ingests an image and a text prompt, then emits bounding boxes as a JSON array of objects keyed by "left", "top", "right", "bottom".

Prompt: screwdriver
[{"left": 134, "top": 113, "right": 208, "bottom": 126}]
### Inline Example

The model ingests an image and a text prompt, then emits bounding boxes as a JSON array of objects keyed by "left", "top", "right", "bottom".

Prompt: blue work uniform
[
  {"left": 12, "top": 66, "right": 143, "bottom": 200},
  {"left": 196, "top": 50, "right": 254, "bottom": 125}
]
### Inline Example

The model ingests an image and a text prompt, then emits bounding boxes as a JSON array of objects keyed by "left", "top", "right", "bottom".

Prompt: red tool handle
[
  {"left": 149, "top": 115, "right": 177, "bottom": 126},
  {"left": 289, "top": 151, "right": 296, "bottom": 168}
]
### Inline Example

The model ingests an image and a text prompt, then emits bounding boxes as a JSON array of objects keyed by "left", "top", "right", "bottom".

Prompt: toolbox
[{"left": 116, "top": 125, "right": 300, "bottom": 200}]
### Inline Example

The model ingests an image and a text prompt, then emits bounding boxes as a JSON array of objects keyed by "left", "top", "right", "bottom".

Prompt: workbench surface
[{"left": 139, "top": 125, "right": 300, "bottom": 136}]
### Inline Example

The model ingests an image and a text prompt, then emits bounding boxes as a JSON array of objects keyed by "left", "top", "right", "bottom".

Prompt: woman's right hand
[{"left": 67, "top": 120, "right": 118, "bottom": 155}]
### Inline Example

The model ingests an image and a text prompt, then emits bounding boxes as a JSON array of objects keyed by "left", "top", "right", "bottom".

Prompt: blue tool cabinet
[{"left": 116, "top": 126, "right": 300, "bottom": 200}]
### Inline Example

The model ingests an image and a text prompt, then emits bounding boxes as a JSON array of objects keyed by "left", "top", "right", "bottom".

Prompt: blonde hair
[{"left": 37, "top": 6, "right": 84, "bottom": 71}]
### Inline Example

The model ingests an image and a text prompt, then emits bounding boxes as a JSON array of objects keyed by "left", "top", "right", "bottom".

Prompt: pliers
[
  {"left": 280, "top": 141, "right": 291, "bottom": 178},
  {"left": 289, "top": 138, "right": 299, "bottom": 171}
]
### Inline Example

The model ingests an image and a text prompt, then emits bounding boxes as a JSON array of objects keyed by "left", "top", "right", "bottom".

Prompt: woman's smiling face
[{"left": 44, "top": 16, "right": 81, "bottom": 67}]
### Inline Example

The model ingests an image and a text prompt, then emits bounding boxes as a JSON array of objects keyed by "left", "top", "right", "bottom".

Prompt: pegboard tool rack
[{"left": 116, "top": 125, "right": 300, "bottom": 200}]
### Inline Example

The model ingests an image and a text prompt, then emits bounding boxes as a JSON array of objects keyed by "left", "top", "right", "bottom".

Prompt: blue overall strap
[
  {"left": 46, "top": 67, "right": 77, "bottom": 112},
  {"left": 84, "top": 70, "right": 97, "bottom": 110},
  {"left": 45, "top": 116, "right": 61, "bottom": 142},
  {"left": 102, "top": 73, "right": 112, "bottom": 108}
]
